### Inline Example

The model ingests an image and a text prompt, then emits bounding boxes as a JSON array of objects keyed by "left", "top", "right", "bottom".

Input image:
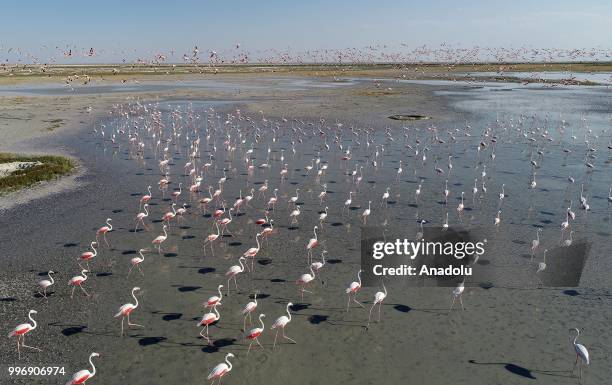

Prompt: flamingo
[
  {"left": 449, "top": 279, "right": 465, "bottom": 311},
  {"left": 68, "top": 269, "right": 90, "bottom": 298},
  {"left": 127, "top": 249, "right": 147, "bottom": 278},
  {"left": 65, "top": 352, "right": 99, "bottom": 385},
  {"left": 296, "top": 265, "right": 316, "bottom": 300},
  {"left": 203, "top": 222, "right": 221, "bottom": 256},
  {"left": 152, "top": 224, "right": 168, "bottom": 254},
  {"left": 536, "top": 249, "right": 548, "bottom": 273},
  {"left": 344, "top": 191, "right": 353, "bottom": 213},
  {"left": 37, "top": 271, "right": 55, "bottom": 298},
  {"left": 569, "top": 328, "right": 590, "bottom": 379},
  {"left": 96, "top": 218, "right": 112, "bottom": 246},
  {"left": 140, "top": 185, "right": 152, "bottom": 209},
  {"left": 225, "top": 257, "right": 246, "bottom": 295},
  {"left": 367, "top": 281, "right": 388, "bottom": 327},
  {"left": 362, "top": 201, "right": 372, "bottom": 224},
  {"left": 205, "top": 285, "right": 223, "bottom": 308},
  {"left": 531, "top": 228, "right": 542, "bottom": 260},
  {"left": 311, "top": 250, "right": 327, "bottom": 281},
  {"left": 289, "top": 205, "right": 301, "bottom": 224},
  {"left": 134, "top": 204, "right": 149, "bottom": 231},
  {"left": 207, "top": 353, "right": 234, "bottom": 385},
  {"left": 114, "top": 287, "right": 143, "bottom": 336},
  {"left": 171, "top": 182, "right": 182, "bottom": 202},
  {"left": 319, "top": 206, "right": 329, "bottom": 226},
  {"left": 345, "top": 269, "right": 364, "bottom": 311},
  {"left": 218, "top": 208, "right": 234, "bottom": 236},
  {"left": 245, "top": 314, "right": 266, "bottom": 354},
  {"left": 267, "top": 189, "right": 278, "bottom": 210},
  {"left": 261, "top": 219, "right": 274, "bottom": 244},
  {"left": 243, "top": 232, "right": 262, "bottom": 271},
  {"left": 288, "top": 188, "right": 300, "bottom": 207},
  {"left": 197, "top": 303, "right": 221, "bottom": 344},
  {"left": 381, "top": 187, "right": 390, "bottom": 207},
  {"left": 241, "top": 291, "right": 258, "bottom": 331},
  {"left": 78, "top": 241, "right": 98, "bottom": 270},
  {"left": 162, "top": 203, "right": 177, "bottom": 226},
  {"left": 306, "top": 226, "right": 319, "bottom": 262},
  {"left": 8, "top": 310, "right": 41, "bottom": 359},
  {"left": 271, "top": 302, "right": 297, "bottom": 349}
]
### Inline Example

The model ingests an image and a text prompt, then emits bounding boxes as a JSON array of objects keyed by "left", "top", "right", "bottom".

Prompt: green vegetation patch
[{"left": 0, "top": 153, "right": 75, "bottom": 193}]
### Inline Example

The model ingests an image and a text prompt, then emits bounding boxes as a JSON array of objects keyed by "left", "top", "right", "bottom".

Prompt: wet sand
[{"left": 0, "top": 74, "right": 610, "bottom": 385}]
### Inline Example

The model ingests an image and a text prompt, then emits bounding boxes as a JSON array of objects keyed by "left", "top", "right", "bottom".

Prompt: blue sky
[{"left": 1, "top": 0, "right": 611, "bottom": 63}]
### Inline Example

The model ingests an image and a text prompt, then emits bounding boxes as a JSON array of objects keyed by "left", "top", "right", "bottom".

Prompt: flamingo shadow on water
[{"left": 468, "top": 360, "right": 576, "bottom": 380}]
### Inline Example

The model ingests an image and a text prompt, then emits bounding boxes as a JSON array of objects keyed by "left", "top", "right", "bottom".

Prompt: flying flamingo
[
  {"left": 127, "top": 249, "right": 147, "bottom": 278},
  {"left": 205, "top": 285, "right": 223, "bottom": 308},
  {"left": 79, "top": 241, "right": 98, "bottom": 270},
  {"left": 114, "top": 287, "right": 143, "bottom": 336},
  {"left": 225, "top": 257, "right": 246, "bottom": 295},
  {"left": 271, "top": 302, "right": 297, "bottom": 349},
  {"left": 367, "top": 281, "right": 388, "bottom": 327},
  {"left": 134, "top": 203, "right": 150, "bottom": 231},
  {"left": 65, "top": 352, "right": 99, "bottom": 385},
  {"left": 245, "top": 314, "right": 266, "bottom": 354},
  {"left": 96, "top": 218, "right": 112, "bottom": 247},
  {"left": 296, "top": 265, "right": 316, "bottom": 300},
  {"left": 68, "top": 269, "right": 90, "bottom": 299},
  {"left": 207, "top": 352, "right": 234, "bottom": 385},
  {"left": 8, "top": 309, "right": 41, "bottom": 359},
  {"left": 346, "top": 269, "right": 364, "bottom": 311},
  {"left": 152, "top": 224, "right": 168, "bottom": 254},
  {"left": 197, "top": 303, "right": 221, "bottom": 344},
  {"left": 241, "top": 291, "right": 258, "bottom": 331},
  {"left": 243, "top": 232, "right": 262, "bottom": 271},
  {"left": 203, "top": 222, "right": 221, "bottom": 256},
  {"left": 37, "top": 271, "right": 55, "bottom": 298},
  {"left": 569, "top": 328, "right": 590, "bottom": 379}
]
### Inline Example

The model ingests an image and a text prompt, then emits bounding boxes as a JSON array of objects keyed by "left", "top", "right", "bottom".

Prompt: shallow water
[{"left": 1, "top": 76, "right": 610, "bottom": 385}]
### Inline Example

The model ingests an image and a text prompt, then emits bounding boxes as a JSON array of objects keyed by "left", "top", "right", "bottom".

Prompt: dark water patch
[
  {"left": 563, "top": 289, "right": 579, "bottom": 296},
  {"left": 177, "top": 286, "right": 201, "bottom": 292},
  {"left": 327, "top": 259, "right": 342, "bottom": 264},
  {"left": 164, "top": 253, "right": 178, "bottom": 258},
  {"left": 308, "top": 315, "right": 329, "bottom": 324},
  {"left": 139, "top": 336, "right": 166, "bottom": 346},
  {"left": 96, "top": 272, "right": 112, "bottom": 277},
  {"left": 270, "top": 278, "right": 286, "bottom": 283},
  {"left": 62, "top": 325, "right": 87, "bottom": 336},
  {"left": 198, "top": 267, "right": 216, "bottom": 275},
  {"left": 258, "top": 259, "right": 272, "bottom": 266}
]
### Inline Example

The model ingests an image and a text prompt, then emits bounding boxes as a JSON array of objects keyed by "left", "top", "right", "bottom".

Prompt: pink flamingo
[
  {"left": 306, "top": 226, "right": 319, "bottom": 263},
  {"left": 197, "top": 303, "right": 221, "bottom": 344},
  {"left": 65, "top": 352, "right": 99, "bottom": 385},
  {"left": 152, "top": 224, "right": 168, "bottom": 254},
  {"left": 205, "top": 285, "right": 223, "bottom": 308},
  {"left": 203, "top": 222, "right": 221, "bottom": 256},
  {"left": 296, "top": 265, "right": 316, "bottom": 300},
  {"left": 255, "top": 211, "right": 270, "bottom": 225},
  {"left": 345, "top": 269, "right": 364, "bottom": 311},
  {"left": 79, "top": 241, "right": 98, "bottom": 270},
  {"left": 68, "top": 269, "right": 90, "bottom": 299},
  {"left": 267, "top": 189, "right": 278, "bottom": 210},
  {"left": 127, "top": 249, "right": 147, "bottom": 278},
  {"left": 114, "top": 287, "right": 143, "bottom": 336},
  {"left": 96, "top": 218, "right": 112, "bottom": 247},
  {"left": 260, "top": 220, "right": 274, "bottom": 245},
  {"left": 218, "top": 208, "right": 234, "bottom": 236},
  {"left": 199, "top": 186, "right": 213, "bottom": 213},
  {"left": 207, "top": 353, "right": 234, "bottom": 385},
  {"left": 140, "top": 185, "right": 152, "bottom": 209},
  {"left": 271, "top": 302, "right": 296, "bottom": 349},
  {"left": 171, "top": 182, "right": 182, "bottom": 202},
  {"left": 225, "top": 257, "right": 246, "bottom": 295},
  {"left": 8, "top": 310, "right": 41, "bottom": 359},
  {"left": 134, "top": 204, "right": 150, "bottom": 231},
  {"left": 243, "top": 232, "right": 261, "bottom": 271},
  {"left": 245, "top": 314, "right": 266, "bottom": 354},
  {"left": 162, "top": 203, "right": 177, "bottom": 226},
  {"left": 241, "top": 291, "right": 258, "bottom": 331},
  {"left": 311, "top": 250, "right": 327, "bottom": 282}
]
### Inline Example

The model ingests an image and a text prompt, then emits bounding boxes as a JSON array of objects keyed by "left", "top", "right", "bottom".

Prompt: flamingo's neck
[
  {"left": 89, "top": 354, "right": 97, "bottom": 377},
  {"left": 29, "top": 312, "right": 37, "bottom": 330},
  {"left": 225, "top": 355, "right": 233, "bottom": 372},
  {"left": 357, "top": 270, "right": 362, "bottom": 285},
  {"left": 132, "top": 290, "right": 139, "bottom": 309},
  {"left": 91, "top": 242, "right": 97, "bottom": 257},
  {"left": 286, "top": 305, "right": 292, "bottom": 321},
  {"left": 48, "top": 272, "right": 54, "bottom": 285}
]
